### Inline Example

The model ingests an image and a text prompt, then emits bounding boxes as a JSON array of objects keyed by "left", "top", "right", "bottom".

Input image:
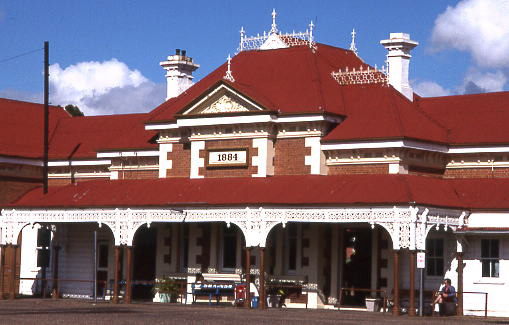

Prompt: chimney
[
  {"left": 160, "top": 49, "right": 200, "bottom": 100},
  {"left": 380, "top": 33, "right": 418, "bottom": 101}
]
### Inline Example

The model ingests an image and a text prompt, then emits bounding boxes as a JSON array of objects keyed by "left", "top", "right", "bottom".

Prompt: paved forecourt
[{"left": 0, "top": 299, "right": 504, "bottom": 325}]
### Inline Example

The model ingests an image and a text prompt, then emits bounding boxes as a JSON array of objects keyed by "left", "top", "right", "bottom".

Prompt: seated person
[{"left": 432, "top": 278, "right": 457, "bottom": 315}]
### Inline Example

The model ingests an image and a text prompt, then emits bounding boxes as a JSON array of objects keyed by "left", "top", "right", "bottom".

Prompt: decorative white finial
[
  {"left": 239, "top": 27, "right": 245, "bottom": 51},
  {"left": 224, "top": 54, "right": 235, "bottom": 82},
  {"left": 270, "top": 9, "right": 278, "bottom": 34},
  {"left": 309, "top": 20, "right": 314, "bottom": 48},
  {"left": 350, "top": 28, "right": 358, "bottom": 55}
]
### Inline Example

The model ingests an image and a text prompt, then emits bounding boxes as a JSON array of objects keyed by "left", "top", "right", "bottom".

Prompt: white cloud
[
  {"left": 431, "top": 0, "right": 509, "bottom": 68},
  {"left": 461, "top": 69, "right": 507, "bottom": 94},
  {"left": 413, "top": 81, "right": 450, "bottom": 97},
  {"left": 49, "top": 59, "right": 165, "bottom": 115}
]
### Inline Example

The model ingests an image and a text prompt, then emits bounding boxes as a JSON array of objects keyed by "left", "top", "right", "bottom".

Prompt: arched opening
[
  {"left": 262, "top": 222, "right": 394, "bottom": 308},
  {"left": 132, "top": 224, "right": 157, "bottom": 300}
]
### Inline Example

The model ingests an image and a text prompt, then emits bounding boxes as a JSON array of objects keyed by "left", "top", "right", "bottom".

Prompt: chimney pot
[{"left": 160, "top": 50, "right": 200, "bottom": 100}]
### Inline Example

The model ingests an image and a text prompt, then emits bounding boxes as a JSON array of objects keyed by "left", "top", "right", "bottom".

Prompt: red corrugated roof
[
  {"left": 0, "top": 98, "right": 70, "bottom": 159},
  {"left": 148, "top": 44, "right": 450, "bottom": 145},
  {"left": 0, "top": 98, "right": 157, "bottom": 160},
  {"left": 8, "top": 174, "right": 469, "bottom": 209},
  {"left": 48, "top": 113, "right": 157, "bottom": 159},
  {"left": 148, "top": 44, "right": 365, "bottom": 122},
  {"left": 416, "top": 91, "right": 509, "bottom": 145},
  {"left": 322, "top": 85, "right": 448, "bottom": 143}
]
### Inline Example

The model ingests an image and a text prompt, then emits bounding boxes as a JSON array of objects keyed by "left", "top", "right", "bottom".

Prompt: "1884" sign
[{"left": 207, "top": 149, "right": 248, "bottom": 167}]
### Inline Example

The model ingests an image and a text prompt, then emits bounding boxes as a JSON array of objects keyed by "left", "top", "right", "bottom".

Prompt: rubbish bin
[{"left": 251, "top": 296, "right": 259, "bottom": 308}]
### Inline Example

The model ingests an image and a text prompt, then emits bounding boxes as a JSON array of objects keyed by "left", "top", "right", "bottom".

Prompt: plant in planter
[{"left": 153, "top": 276, "right": 179, "bottom": 303}]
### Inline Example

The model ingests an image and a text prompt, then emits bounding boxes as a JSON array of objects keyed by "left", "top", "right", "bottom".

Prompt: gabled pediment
[
  {"left": 259, "top": 33, "right": 289, "bottom": 50},
  {"left": 181, "top": 83, "right": 267, "bottom": 115}
]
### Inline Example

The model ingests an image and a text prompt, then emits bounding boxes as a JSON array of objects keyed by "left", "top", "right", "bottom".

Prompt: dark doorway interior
[
  {"left": 133, "top": 226, "right": 157, "bottom": 300},
  {"left": 341, "top": 227, "right": 372, "bottom": 306}
]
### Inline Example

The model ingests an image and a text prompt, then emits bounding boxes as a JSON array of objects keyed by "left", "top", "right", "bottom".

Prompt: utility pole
[{"left": 43, "top": 41, "right": 49, "bottom": 194}]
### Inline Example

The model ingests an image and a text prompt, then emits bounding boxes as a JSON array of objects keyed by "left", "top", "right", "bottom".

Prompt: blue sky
[{"left": 1, "top": 0, "right": 508, "bottom": 115}]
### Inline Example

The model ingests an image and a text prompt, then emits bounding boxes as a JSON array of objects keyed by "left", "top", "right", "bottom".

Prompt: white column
[
  {"left": 190, "top": 141, "right": 205, "bottom": 179},
  {"left": 329, "top": 225, "right": 340, "bottom": 303},
  {"left": 273, "top": 227, "right": 284, "bottom": 276},
  {"left": 370, "top": 227, "right": 379, "bottom": 297},
  {"left": 158, "top": 143, "right": 173, "bottom": 178},
  {"left": 208, "top": 224, "right": 219, "bottom": 273},
  {"left": 305, "top": 137, "right": 327, "bottom": 175}
]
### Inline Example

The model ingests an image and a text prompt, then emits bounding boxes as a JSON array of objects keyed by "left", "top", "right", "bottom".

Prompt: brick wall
[
  {"left": 274, "top": 138, "right": 309, "bottom": 175},
  {"left": 328, "top": 164, "right": 388, "bottom": 175},
  {"left": 408, "top": 166, "right": 444, "bottom": 177},
  {"left": 444, "top": 167, "right": 509, "bottom": 178},
  {"left": 117, "top": 170, "right": 158, "bottom": 179},
  {"left": 200, "top": 139, "right": 257, "bottom": 178},
  {"left": 168, "top": 143, "right": 191, "bottom": 177}
]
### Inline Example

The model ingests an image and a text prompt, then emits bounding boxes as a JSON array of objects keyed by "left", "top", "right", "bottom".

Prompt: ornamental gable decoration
[
  {"left": 181, "top": 84, "right": 266, "bottom": 115},
  {"left": 199, "top": 94, "right": 250, "bottom": 114}
]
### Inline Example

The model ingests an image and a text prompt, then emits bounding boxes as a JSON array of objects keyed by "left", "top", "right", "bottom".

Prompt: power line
[{"left": 0, "top": 47, "right": 44, "bottom": 64}]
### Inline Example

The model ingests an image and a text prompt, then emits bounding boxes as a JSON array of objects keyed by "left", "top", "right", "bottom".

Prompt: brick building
[{"left": 2, "top": 14, "right": 509, "bottom": 317}]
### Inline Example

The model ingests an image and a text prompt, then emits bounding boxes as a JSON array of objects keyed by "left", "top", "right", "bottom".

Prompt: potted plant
[{"left": 153, "top": 276, "right": 179, "bottom": 303}]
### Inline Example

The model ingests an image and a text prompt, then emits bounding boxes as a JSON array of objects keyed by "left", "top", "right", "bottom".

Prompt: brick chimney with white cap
[
  {"left": 380, "top": 33, "right": 418, "bottom": 101},
  {"left": 160, "top": 49, "right": 200, "bottom": 100}
]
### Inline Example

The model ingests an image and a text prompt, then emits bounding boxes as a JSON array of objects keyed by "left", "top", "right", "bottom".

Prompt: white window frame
[{"left": 481, "top": 238, "right": 500, "bottom": 278}]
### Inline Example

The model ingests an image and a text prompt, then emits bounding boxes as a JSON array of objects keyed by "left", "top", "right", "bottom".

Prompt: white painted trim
[
  {"left": 326, "top": 157, "right": 400, "bottom": 165},
  {"left": 322, "top": 139, "right": 448, "bottom": 153},
  {"left": 97, "top": 150, "right": 159, "bottom": 158},
  {"left": 145, "top": 122, "right": 178, "bottom": 130},
  {"left": 323, "top": 140, "right": 509, "bottom": 155},
  {"left": 305, "top": 137, "right": 326, "bottom": 175},
  {"left": 0, "top": 156, "right": 42, "bottom": 166},
  {"left": 48, "top": 172, "right": 110, "bottom": 179},
  {"left": 190, "top": 141, "right": 205, "bottom": 179},
  {"left": 251, "top": 138, "right": 274, "bottom": 177},
  {"left": 277, "top": 130, "right": 323, "bottom": 139},
  {"left": 177, "top": 114, "right": 274, "bottom": 127},
  {"left": 159, "top": 143, "right": 173, "bottom": 178},
  {"left": 447, "top": 161, "right": 509, "bottom": 168},
  {"left": 276, "top": 115, "right": 342, "bottom": 124},
  {"left": 109, "top": 165, "right": 159, "bottom": 171},
  {"left": 48, "top": 160, "right": 111, "bottom": 167},
  {"left": 148, "top": 115, "right": 339, "bottom": 132},
  {"left": 449, "top": 146, "right": 509, "bottom": 154},
  {"left": 189, "top": 132, "right": 271, "bottom": 142}
]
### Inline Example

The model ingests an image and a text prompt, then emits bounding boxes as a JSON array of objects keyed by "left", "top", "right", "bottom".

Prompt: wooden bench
[
  {"left": 387, "top": 289, "right": 434, "bottom": 313},
  {"left": 191, "top": 273, "right": 242, "bottom": 305},
  {"left": 266, "top": 275, "right": 308, "bottom": 308}
]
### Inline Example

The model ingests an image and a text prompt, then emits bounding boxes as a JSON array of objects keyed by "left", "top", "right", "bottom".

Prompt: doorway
[
  {"left": 341, "top": 227, "right": 372, "bottom": 306},
  {"left": 133, "top": 226, "right": 157, "bottom": 300}
]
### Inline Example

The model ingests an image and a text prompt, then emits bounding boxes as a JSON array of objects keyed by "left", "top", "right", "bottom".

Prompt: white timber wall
[
  {"left": 58, "top": 224, "right": 113, "bottom": 298},
  {"left": 462, "top": 236, "right": 509, "bottom": 317},
  {"left": 19, "top": 225, "right": 41, "bottom": 295}
]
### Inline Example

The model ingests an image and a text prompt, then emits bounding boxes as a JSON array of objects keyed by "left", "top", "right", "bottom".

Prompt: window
[
  {"left": 426, "top": 238, "right": 444, "bottom": 276},
  {"left": 481, "top": 239, "right": 499, "bottom": 278}
]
